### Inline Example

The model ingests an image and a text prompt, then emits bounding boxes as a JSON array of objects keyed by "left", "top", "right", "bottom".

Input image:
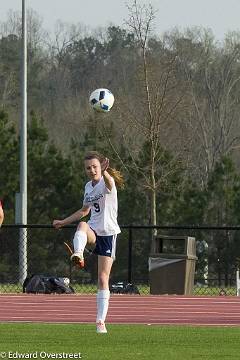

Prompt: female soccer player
[
  {"left": 0, "top": 201, "right": 4, "bottom": 227},
  {"left": 53, "top": 151, "right": 124, "bottom": 333}
]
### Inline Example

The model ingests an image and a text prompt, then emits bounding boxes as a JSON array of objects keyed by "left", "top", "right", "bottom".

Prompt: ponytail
[{"left": 107, "top": 167, "right": 124, "bottom": 189}]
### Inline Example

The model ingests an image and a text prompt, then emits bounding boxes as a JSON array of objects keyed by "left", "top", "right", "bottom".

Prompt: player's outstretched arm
[{"left": 53, "top": 206, "right": 90, "bottom": 229}]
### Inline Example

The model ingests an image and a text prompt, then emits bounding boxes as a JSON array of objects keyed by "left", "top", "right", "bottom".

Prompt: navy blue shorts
[{"left": 93, "top": 234, "right": 117, "bottom": 259}]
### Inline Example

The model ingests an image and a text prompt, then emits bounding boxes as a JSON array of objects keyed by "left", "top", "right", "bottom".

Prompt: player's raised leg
[{"left": 71, "top": 221, "right": 96, "bottom": 268}]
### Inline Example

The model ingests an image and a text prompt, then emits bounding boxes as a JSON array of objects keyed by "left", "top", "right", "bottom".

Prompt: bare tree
[
  {"left": 102, "top": 0, "right": 188, "bottom": 251},
  {"left": 0, "top": 9, "right": 48, "bottom": 109},
  {"left": 0, "top": 8, "right": 47, "bottom": 50},
  {"left": 174, "top": 29, "right": 240, "bottom": 185}
]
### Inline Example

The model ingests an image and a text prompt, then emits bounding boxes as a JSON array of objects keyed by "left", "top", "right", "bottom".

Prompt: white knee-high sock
[
  {"left": 96, "top": 289, "right": 110, "bottom": 323},
  {"left": 73, "top": 230, "right": 87, "bottom": 253}
]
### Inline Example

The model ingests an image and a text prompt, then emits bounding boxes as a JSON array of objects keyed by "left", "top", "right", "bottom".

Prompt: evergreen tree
[
  {"left": 205, "top": 156, "right": 240, "bottom": 285},
  {"left": 0, "top": 110, "right": 19, "bottom": 222}
]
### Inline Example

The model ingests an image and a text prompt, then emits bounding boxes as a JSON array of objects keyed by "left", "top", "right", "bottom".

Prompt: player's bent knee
[{"left": 77, "top": 221, "right": 89, "bottom": 231}]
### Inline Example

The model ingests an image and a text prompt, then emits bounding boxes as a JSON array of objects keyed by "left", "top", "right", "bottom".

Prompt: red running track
[{"left": 1, "top": 294, "right": 240, "bottom": 326}]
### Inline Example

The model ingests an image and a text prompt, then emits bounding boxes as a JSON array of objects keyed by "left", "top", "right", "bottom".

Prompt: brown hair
[{"left": 84, "top": 151, "right": 124, "bottom": 189}]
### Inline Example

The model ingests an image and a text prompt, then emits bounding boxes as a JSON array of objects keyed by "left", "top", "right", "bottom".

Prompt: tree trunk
[{"left": 150, "top": 146, "right": 157, "bottom": 253}]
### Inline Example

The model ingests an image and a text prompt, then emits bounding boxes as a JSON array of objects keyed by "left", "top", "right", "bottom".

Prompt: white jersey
[{"left": 83, "top": 176, "right": 121, "bottom": 236}]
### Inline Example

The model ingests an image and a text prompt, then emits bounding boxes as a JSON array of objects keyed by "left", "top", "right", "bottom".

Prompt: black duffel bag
[{"left": 23, "top": 274, "right": 74, "bottom": 294}]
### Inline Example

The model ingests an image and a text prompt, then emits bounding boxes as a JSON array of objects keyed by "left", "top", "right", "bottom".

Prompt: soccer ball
[
  {"left": 89, "top": 88, "right": 114, "bottom": 112},
  {"left": 59, "top": 277, "right": 70, "bottom": 286}
]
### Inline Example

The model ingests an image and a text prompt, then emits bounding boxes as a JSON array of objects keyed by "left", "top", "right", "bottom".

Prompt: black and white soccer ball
[
  {"left": 59, "top": 277, "right": 70, "bottom": 286},
  {"left": 89, "top": 88, "right": 114, "bottom": 112}
]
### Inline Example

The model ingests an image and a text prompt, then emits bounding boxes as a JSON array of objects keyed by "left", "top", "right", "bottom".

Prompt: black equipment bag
[
  {"left": 23, "top": 275, "right": 74, "bottom": 294},
  {"left": 110, "top": 281, "right": 140, "bottom": 295}
]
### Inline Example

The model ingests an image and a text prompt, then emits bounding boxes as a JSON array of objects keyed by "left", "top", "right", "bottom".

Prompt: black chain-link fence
[{"left": 0, "top": 224, "right": 240, "bottom": 295}]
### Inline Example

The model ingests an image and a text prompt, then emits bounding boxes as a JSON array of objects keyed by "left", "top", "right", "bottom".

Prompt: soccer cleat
[
  {"left": 64, "top": 242, "right": 84, "bottom": 269},
  {"left": 96, "top": 321, "right": 107, "bottom": 334},
  {"left": 70, "top": 252, "right": 85, "bottom": 269}
]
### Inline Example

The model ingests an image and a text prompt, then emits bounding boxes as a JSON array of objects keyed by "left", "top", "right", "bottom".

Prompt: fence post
[
  {"left": 236, "top": 269, "right": 240, "bottom": 296},
  {"left": 19, "top": 227, "right": 27, "bottom": 284},
  {"left": 128, "top": 226, "right": 133, "bottom": 284}
]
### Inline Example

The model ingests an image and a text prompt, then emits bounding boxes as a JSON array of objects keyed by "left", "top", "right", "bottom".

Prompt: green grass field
[{"left": 0, "top": 323, "right": 239, "bottom": 360}]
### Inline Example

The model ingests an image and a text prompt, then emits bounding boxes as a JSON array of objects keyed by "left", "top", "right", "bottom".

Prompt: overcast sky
[{"left": 1, "top": 0, "right": 240, "bottom": 40}]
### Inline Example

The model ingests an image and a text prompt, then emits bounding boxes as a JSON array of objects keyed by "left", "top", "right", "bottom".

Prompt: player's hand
[
  {"left": 101, "top": 157, "right": 109, "bottom": 172},
  {"left": 52, "top": 219, "right": 65, "bottom": 229}
]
